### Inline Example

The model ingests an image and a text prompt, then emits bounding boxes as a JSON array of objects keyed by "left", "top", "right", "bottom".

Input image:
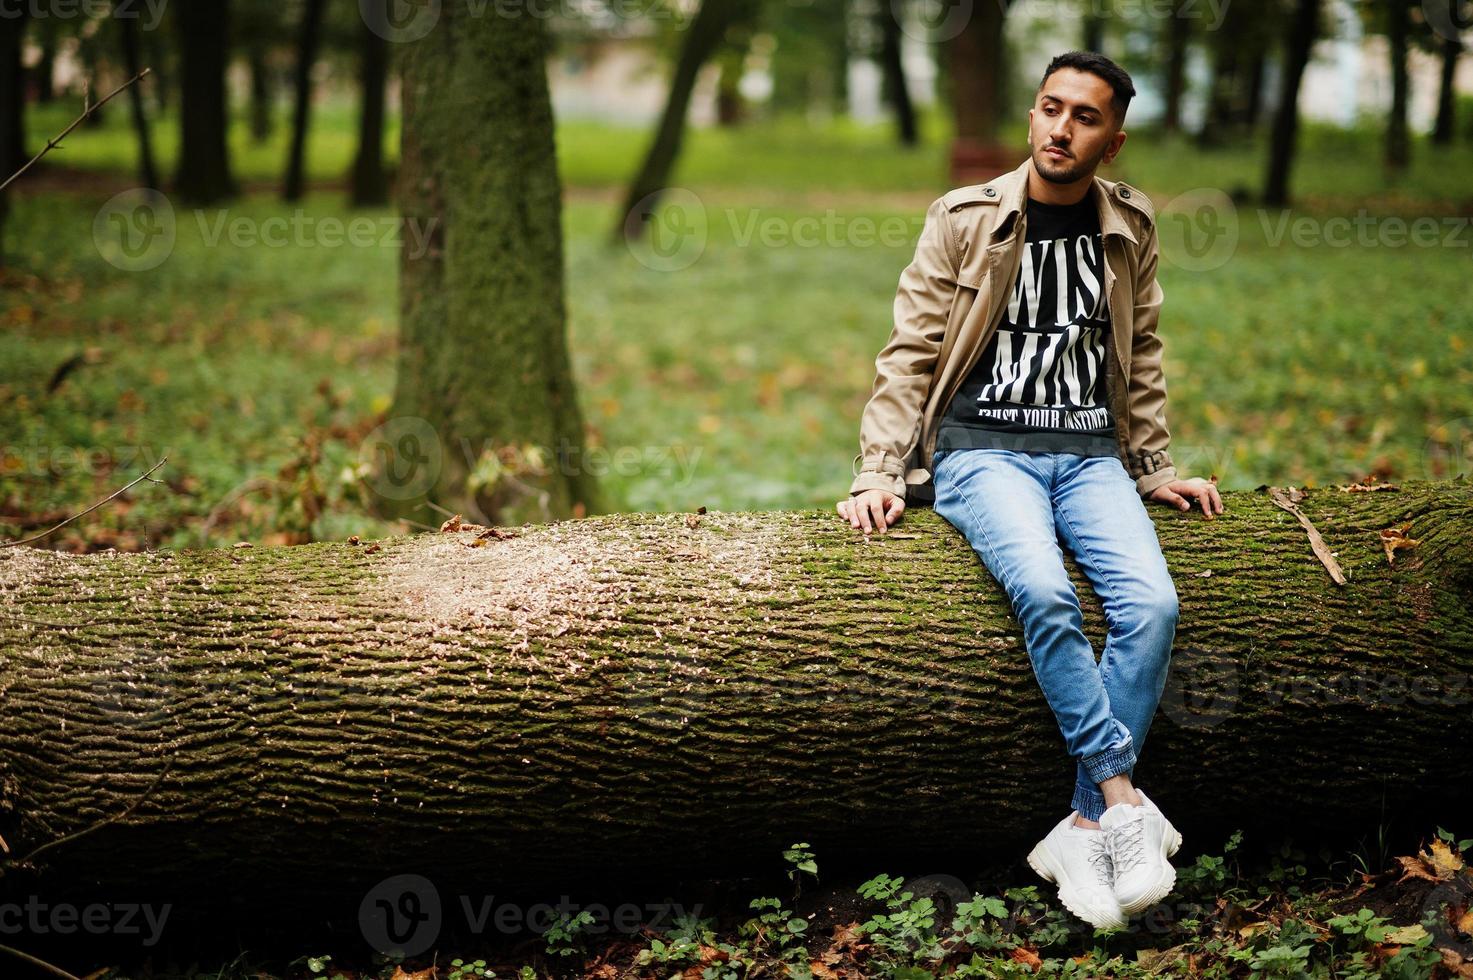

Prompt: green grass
[{"left": 2, "top": 112, "right": 1471, "bottom": 550}]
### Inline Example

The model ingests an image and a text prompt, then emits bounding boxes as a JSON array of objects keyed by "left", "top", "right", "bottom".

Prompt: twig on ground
[
  {"left": 1268, "top": 486, "right": 1348, "bottom": 585},
  {"left": 1, "top": 457, "right": 168, "bottom": 549},
  {"left": 0, "top": 943, "right": 83, "bottom": 980}
]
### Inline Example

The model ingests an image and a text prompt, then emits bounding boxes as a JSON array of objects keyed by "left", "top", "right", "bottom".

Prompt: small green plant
[
  {"left": 447, "top": 958, "right": 496, "bottom": 980},
  {"left": 1246, "top": 942, "right": 1312, "bottom": 979},
  {"left": 542, "top": 908, "right": 597, "bottom": 958},
  {"left": 784, "top": 841, "right": 819, "bottom": 900},
  {"left": 1436, "top": 825, "right": 1473, "bottom": 853},
  {"left": 297, "top": 953, "right": 350, "bottom": 980},
  {"left": 855, "top": 873, "right": 947, "bottom": 965},
  {"left": 1327, "top": 906, "right": 1392, "bottom": 946}
]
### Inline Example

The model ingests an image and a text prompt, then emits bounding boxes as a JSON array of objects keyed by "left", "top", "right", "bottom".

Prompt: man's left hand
[{"left": 1147, "top": 477, "right": 1224, "bottom": 518}]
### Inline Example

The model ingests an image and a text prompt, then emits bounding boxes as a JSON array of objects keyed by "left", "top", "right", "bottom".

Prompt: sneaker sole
[
  {"left": 1026, "top": 840, "right": 1127, "bottom": 930},
  {"left": 1116, "top": 825, "right": 1184, "bottom": 916}
]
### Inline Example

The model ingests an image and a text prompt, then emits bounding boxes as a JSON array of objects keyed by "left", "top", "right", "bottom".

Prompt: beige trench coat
[{"left": 849, "top": 155, "right": 1180, "bottom": 504}]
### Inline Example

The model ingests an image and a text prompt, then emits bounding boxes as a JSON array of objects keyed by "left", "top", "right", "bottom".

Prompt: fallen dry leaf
[
  {"left": 1380, "top": 522, "right": 1421, "bottom": 566},
  {"left": 1423, "top": 838, "right": 1466, "bottom": 877},
  {"left": 1012, "top": 945, "right": 1043, "bottom": 970},
  {"left": 439, "top": 514, "right": 463, "bottom": 532}
]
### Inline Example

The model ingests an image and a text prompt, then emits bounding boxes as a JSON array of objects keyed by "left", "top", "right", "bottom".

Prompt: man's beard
[{"left": 1032, "top": 141, "right": 1106, "bottom": 183}]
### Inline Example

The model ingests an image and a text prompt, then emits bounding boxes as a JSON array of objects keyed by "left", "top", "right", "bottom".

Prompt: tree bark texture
[
  {"left": 391, "top": 1, "right": 603, "bottom": 526},
  {"left": 1, "top": 481, "right": 1470, "bottom": 913}
]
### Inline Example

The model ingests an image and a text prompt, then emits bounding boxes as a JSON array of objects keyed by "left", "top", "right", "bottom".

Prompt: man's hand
[
  {"left": 1147, "top": 477, "right": 1224, "bottom": 518},
  {"left": 836, "top": 489, "right": 905, "bottom": 534}
]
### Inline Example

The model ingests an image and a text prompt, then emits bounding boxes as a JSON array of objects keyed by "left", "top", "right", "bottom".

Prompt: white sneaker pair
[{"left": 1025, "top": 788, "right": 1183, "bottom": 929}]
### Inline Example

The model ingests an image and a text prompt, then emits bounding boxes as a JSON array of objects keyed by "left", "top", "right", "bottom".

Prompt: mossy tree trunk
[
  {"left": 1, "top": 481, "right": 1470, "bottom": 915},
  {"left": 388, "top": 2, "right": 603, "bottom": 529}
]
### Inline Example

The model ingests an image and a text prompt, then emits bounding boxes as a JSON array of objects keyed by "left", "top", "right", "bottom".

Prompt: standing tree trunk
[
  {"left": 1083, "top": 9, "right": 1106, "bottom": 51},
  {"left": 247, "top": 41, "right": 274, "bottom": 144},
  {"left": 33, "top": 16, "right": 54, "bottom": 104},
  {"left": 174, "top": 0, "right": 236, "bottom": 205},
  {"left": 283, "top": 0, "right": 327, "bottom": 202},
  {"left": 613, "top": 0, "right": 754, "bottom": 241},
  {"left": 1161, "top": 3, "right": 1191, "bottom": 133},
  {"left": 879, "top": 0, "right": 918, "bottom": 147},
  {"left": 0, "top": 5, "right": 27, "bottom": 177},
  {"left": 0, "top": 5, "right": 28, "bottom": 266},
  {"left": 945, "top": 0, "right": 1015, "bottom": 183},
  {"left": 1263, "top": 0, "right": 1319, "bottom": 207},
  {"left": 1243, "top": 51, "right": 1267, "bottom": 129},
  {"left": 0, "top": 483, "right": 1470, "bottom": 913},
  {"left": 1384, "top": 0, "right": 1411, "bottom": 172},
  {"left": 117, "top": 4, "right": 158, "bottom": 191},
  {"left": 391, "top": 2, "right": 603, "bottom": 526},
  {"left": 350, "top": 0, "right": 390, "bottom": 206},
  {"left": 1432, "top": 33, "right": 1461, "bottom": 145}
]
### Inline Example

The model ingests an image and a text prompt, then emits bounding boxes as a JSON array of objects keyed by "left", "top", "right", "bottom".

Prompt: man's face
[{"left": 1028, "top": 68, "right": 1127, "bottom": 184}]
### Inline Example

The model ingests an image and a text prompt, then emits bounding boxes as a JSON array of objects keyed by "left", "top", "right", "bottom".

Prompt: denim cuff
[
  {"left": 1082, "top": 738, "right": 1137, "bottom": 784},
  {"left": 1072, "top": 783, "right": 1108, "bottom": 822}
]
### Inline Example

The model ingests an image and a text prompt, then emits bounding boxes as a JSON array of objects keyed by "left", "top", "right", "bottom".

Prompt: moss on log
[{"left": 0, "top": 479, "right": 1470, "bottom": 907}]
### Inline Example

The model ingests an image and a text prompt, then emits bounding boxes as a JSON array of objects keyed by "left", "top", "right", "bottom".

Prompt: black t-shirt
[{"left": 935, "top": 194, "right": 1118, "bottom": 457}]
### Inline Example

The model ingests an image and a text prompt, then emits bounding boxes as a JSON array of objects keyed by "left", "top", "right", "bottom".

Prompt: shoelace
[
  {"left": 1087, "top": 831, "right": 1115, "bottom": 888},
  {"left": 1108, "top": 815, "right": 1148, "bottom": 874}
]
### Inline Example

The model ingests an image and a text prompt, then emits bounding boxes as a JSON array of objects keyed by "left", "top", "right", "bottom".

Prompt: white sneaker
[
  {"left": 1099, "top": 788, "right": 1183, "bottom": 915},
  {"left": 1026, "top": 810, "right": 1127, "bottom": 930}
]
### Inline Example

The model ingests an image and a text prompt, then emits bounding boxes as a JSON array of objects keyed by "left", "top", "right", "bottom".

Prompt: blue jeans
[{"left": 931, "top": 448, "right": 1179, "bottom": 821}]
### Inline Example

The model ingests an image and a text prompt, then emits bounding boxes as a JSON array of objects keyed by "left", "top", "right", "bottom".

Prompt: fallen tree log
[{"left": 1, "top": 479, "right": 1470, "bottom": 916}]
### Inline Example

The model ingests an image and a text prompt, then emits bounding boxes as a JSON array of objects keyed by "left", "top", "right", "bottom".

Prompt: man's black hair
[{"left": 1038, "top": 51, "right": 1136, "bottom": 126}]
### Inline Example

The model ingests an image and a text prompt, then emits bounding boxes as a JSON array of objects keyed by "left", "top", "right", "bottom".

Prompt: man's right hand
[{"left": 836, "top": 489, "right": 905, "bottom": 535}]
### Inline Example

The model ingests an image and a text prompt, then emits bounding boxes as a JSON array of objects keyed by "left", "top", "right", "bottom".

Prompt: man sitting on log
[{"left": 837, "top": 50, "right": 1224, "bottom": 930}]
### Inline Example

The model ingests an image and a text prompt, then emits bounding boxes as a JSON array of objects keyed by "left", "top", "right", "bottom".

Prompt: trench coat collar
[{"left": 988, "top": 155, "right": 1139, "bottom": 247}]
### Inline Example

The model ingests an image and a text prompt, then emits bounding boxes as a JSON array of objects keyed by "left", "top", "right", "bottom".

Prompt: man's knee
[{"left": 1114, "top": 580, "right": 1179, "bottom": 636}]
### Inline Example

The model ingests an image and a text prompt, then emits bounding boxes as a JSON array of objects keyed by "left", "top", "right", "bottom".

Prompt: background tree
[
  {"left": 1263, "top": 0, "right": 1321, "bottom": 206},
  {"left": 283, "top": 0, "right": 329, "bottom": 202},
  {"left": 1381, "top": 0, "right": 1412, "bottom": 173},
  {"left": 1160, "top": 2, "right": 1191, "bottom": 133},
  {"left": 173, "top": 0, "right": 237, "bottom": 204},
  {"left": 116, "top": 2, "right": 158, "bottom": 190},
  {"left": 391, "top": 0, "right": 603, "bottom": 524},
  {"left": 874, "top": 0, "right": 918, "bottom": 146},
  {"left": 350, "top": 0, "right": 391, "bottom": 205},
  {"left": 614, "top": 0, "right": 758, "bottom": 241},
  {"left": 0, "top": 6, "right": 28, "bottom": 178}
]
